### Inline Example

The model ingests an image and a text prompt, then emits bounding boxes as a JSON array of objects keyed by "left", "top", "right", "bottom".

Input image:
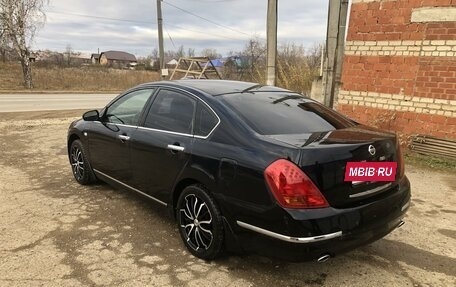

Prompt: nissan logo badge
[{"left": 368, "top": 145, "right": 376, "bottom": 156}]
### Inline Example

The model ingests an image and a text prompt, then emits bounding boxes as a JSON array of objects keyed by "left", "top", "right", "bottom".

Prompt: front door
[{"left": 88, "top": 88, "right": 155, "bottom": 183}]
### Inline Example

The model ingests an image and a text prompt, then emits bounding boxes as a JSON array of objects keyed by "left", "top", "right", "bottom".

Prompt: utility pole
[
  {"left": 322, "top": 0, "right": 349, "bottom": 108},
  {"left": 266, "top": 0, "right": 278, "bottom": 86},
  {"left": 156, "top": 0, "right": 166, "bottom": 79}
]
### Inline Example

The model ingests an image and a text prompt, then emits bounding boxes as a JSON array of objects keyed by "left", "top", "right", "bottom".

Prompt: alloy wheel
[
  {"left": 70, "top": 146, "right": 84, "bottom": 181},
  {"left": 179, "top": 194, "right": 214, "bottom": 251}
]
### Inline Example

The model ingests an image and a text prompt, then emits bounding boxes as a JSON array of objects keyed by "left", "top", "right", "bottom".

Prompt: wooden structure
[{"left": 169, "top": 57, "right": 222, "bottom": 80}]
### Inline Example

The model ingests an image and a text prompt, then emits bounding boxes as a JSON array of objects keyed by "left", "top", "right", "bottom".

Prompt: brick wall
[{"left": 338, "top": 0, "right": 456, "bottom": 140}]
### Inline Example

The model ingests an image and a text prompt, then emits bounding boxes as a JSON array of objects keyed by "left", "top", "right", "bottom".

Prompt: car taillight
[{"left": 264, "top": 159, "right": 329, "bottom": 209}]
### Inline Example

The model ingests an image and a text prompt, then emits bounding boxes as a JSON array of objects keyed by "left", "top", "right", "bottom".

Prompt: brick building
[{"left": 337, "top": 0, "right": 456, "bottom": 140}]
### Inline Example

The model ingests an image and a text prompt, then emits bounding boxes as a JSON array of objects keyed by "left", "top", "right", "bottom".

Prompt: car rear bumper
[{"left": 233, "top": 176, "right": 411, "bottom": 261}]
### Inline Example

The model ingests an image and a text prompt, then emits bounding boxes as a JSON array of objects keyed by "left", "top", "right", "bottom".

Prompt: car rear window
[{"left": 220, "top": 93, "right": 356, "bottom": 135}]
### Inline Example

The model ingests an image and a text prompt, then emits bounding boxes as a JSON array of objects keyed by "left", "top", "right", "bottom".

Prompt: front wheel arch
[{"left": 67, "top": 133, "right": 80, "bottom": 155}]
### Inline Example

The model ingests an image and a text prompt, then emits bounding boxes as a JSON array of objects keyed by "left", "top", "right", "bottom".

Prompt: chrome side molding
[
  {"left": 93, "top": 169, "right": 167, "bottom": 207},
  {"left": 236, "top": 221, "right": 342, "bottom": 244}
]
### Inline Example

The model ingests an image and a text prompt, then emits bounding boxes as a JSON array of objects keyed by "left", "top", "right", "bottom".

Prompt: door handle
[
  {"left": 167, "top": 144, "right": 185, "bottom": 152},
  {"left": 118, "top": 135, "right": 130, "bottom": 141}
]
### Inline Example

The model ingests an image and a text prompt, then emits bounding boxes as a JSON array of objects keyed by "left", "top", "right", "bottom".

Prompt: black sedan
[{"left": 67, "top": 80, "right": 411, "bottom": 262}]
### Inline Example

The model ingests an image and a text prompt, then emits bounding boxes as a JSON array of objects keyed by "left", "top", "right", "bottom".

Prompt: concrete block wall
[{"left": 337, "top": 0, "right": 456, "bottom": 140}]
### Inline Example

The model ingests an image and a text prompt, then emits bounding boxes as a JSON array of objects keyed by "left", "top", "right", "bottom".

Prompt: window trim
[
  {"left": 139, "top": 86, "right": 221, "bottom": 140},
  {"left": 101, "top": 88, "right": 156, "bottom": 126},
  {"left": 143, "top": 87, "right": 197, "bottom": 135},
  {"left": 194, "top": 100, "right": 219, "bottom": 138}
]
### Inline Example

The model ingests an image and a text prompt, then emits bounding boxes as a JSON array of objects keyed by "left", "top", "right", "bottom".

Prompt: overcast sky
[{"left": 36, "top": 0, "right": 329, "bottom": 57}]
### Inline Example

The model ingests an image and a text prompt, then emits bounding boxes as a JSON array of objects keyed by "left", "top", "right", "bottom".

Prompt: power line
[
  {"left": 46, "top": 10, "right": 157, "bottom": 25},
  {"left": 162, "top": 0, "right": 254, "bottom": 38},
  {"left": 164, "top": 24, "right": 177, "bottom": 49},
  {"left": 163, "top": 22, "right": 243, "bottom": 41},
  {"left": 46, "top": 9, "right": 242, "bottom": 41},
  {"left": 45, "top": 9, "right": 248, "bottom": 44}
]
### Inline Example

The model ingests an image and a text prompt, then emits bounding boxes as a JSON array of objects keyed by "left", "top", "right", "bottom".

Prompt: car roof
[{"left": 146, "top": 79, "right": 290, "bottom": 96}]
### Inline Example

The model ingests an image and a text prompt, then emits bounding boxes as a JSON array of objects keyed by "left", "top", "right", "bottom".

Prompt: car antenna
[{"left": 241, "top": 84, "right": 263, "bottom": 93}]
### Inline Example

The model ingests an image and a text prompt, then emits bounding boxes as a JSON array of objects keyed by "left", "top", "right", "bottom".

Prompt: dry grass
[{"left": 0, "top": 62, "right": 160, "bottom": 92}]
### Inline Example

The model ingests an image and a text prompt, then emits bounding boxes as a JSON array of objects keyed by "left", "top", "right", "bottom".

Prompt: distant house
[
  {"left": 91, "top": 53, "right": 100, "bottom": 64},
  {"left": 71, "top": 53, "right": 91, "bottom": 65},
  {"left": 29, "top": 53, "right": 37, "bottom": 63},
  {"left": 99, "top": 51, "right": 137, "bottom": 68},
  {"left": 166, "top": 59, "right": 178, "bottom": 68}
]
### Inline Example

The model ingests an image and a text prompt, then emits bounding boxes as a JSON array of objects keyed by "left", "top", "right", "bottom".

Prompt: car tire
[
  {"left": 177, "top": 185, "right": 224, "bottom": 260},
  {"left": 69, "top": 139, "right": 96, "bottom": 185}
]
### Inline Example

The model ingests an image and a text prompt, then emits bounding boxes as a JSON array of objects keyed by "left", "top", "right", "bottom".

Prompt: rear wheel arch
[
  {"left": 172, "top": 178, "right": 202, "bottom": 216},
  {"left": 172, "top": 165, "right": 218, "bottom": 210}
]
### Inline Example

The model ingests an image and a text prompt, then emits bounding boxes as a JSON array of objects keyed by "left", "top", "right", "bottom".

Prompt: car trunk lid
[{"left": 267, "top": 125, "right": 401, "bottom": 208}]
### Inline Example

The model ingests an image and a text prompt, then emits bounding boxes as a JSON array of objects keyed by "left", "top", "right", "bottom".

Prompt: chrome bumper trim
[
  {"left": 236, "top": 221, "right": 343, "bottom": 244},
  {"left": 93, "top": 169, "right": 167, "bottom": 207},
  {"left": 401, "top": 199, "right": 411, "bottom": 212}
]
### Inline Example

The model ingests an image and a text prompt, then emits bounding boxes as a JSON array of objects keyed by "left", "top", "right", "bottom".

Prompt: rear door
[
  {"left": 130, "top": 88, "right": 196, "bottom": 203},
  {"left": 88, "top": 88, "right": 155, "bottom": 183}
]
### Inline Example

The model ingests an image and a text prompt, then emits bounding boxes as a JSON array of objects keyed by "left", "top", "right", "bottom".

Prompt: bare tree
[
  {"left": 241, "top": 38, "right": 266, "bottom": 83},
  {"left": 0, "top": 0, "right": 47, "bottom": 88},
  {"left": 65, "top": 44, "right": 72, "bottom": 67},
  {"left": 151, "top": 48, "right": 159, "bottom": 62},
  {"left": 176, "top": 45, "right": 185, "bottom": 58},
  {"left": 200, "top": 48, "right": 221, "bottom": 60},
  {"left": 306, "top": 43, "right": 323, "bottom": 70},
  {"left": 0, "top": 27, "right": 11, "bottom": 62},
  {"left": 187, "top": 48, "right": 195, "bottom": 57},
  {"left": 275, "top": 43, "right": 322, "bottom": 93}
]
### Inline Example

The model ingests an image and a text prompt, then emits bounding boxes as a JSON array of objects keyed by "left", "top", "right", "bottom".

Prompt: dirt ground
[{"left": 0, "top": 110, "right": 455, "bottom": 287}]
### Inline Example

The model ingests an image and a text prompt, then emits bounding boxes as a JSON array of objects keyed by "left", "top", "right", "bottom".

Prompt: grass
[
  {"left": 404, "top": 151, "right": 456, "bottom": 173},
  {"left": 0, "top": 62, "right": 159, "bottom": 92}
]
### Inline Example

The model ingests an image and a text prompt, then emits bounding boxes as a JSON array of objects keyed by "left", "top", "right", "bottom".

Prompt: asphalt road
[{"left": 0, "top": 93, "right": 118, "bottom": 112}]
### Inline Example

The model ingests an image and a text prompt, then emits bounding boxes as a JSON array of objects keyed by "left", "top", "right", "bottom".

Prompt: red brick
[
  {"left": 439, "top": 71, "right": 454, "bottom": 77},
  {"left": 341, "top": 2, "right": 456, "bottom": 139},
  {"left": 448, "top": 117, "right": 456, "bottom": 126},
  {"left": 422, "top": 0, "right": 452, "bottom": 5},
  {"left": 433, "top": 115, "right": 448, "bottom": 125},
  {"left": 336, "top": 105, "right": 455, "bottom": 140},
  {"left": 438, "top": 34, "right": 456, "bottom": 40}
]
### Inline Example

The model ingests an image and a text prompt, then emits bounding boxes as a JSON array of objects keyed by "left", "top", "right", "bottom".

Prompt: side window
[
  {"left": 105, "top": 89, "right": 154, "bottom": 126},
  {"left": 194, "top": 102, "right": 219, "bottom": 137},
  {"left": 144, "top": 89, "right": 196, "bottom": 134}
]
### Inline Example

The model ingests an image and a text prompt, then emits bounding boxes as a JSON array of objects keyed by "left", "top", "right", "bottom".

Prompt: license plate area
[{"left": 344, "top": 162, "right": 397, "bottom": 182}]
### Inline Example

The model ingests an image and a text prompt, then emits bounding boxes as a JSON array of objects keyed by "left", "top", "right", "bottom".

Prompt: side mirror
[{"left": 83, "top": 110, "right": 99, "bottom": 121}]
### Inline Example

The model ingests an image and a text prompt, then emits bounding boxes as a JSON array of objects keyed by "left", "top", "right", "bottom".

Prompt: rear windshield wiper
[
  {"left": 241, "top": 84, "right": 263, "bottom": 93},
  {"left": 272, "top": 95, "right": 304, "bottom": 104}
]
